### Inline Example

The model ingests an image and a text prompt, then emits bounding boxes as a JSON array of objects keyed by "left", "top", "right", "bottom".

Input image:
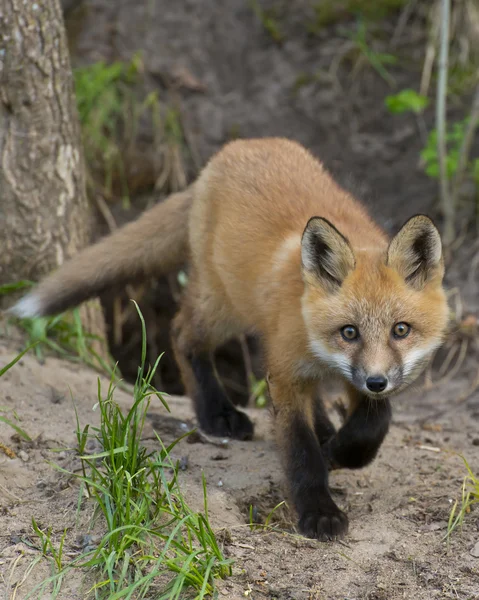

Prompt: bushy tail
[{"left": 9, "top": 189, "right": 193, "bottom": 318}]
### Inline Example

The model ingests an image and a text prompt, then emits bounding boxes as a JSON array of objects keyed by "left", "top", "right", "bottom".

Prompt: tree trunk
[{"left": 0, "top": 0, "right": 106, "bottom": 346}]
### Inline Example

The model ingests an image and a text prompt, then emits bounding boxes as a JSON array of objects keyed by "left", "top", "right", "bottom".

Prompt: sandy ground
[{"left": 1, "top": 340, "right": 479, "bottom": 600}]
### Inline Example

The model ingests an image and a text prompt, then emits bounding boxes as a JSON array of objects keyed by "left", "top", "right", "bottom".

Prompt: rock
[
  {"left": 18, "top": 450, "right": 29, "bottom": 462},
  {"left": 470, "top": 541, "right": 479, "bottom": 558}
]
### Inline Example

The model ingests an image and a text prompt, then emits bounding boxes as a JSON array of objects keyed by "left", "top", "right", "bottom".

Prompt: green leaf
[
  {"left": 0, "top": 280, "right": 34, "bottom": 295},
  {"left": 385, "top": 89, "right": 429, "bottom": 115},
  {"left": 0, "top": 415, "right": 32, "bottom": 441},
  {"left": 0, "top": 345, "right": 36, "bottom": 377}
]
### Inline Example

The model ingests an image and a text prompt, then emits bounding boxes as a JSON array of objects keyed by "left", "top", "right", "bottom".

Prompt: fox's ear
[
  {"left": 301, "top": 217, "right": 355, "bottom": 291},
  {"left": 387, "top": 215, "right": 444, "bottom": 289}
]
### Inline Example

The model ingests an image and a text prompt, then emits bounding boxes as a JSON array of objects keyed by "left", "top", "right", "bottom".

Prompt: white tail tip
[{"left": 8, "top": 294, "right": 43, "bottom": 319}]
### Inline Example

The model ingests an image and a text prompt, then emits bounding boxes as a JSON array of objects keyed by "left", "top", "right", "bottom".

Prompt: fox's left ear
[{"left": 387, "top": 215, "right": 444, "bottom": 289}]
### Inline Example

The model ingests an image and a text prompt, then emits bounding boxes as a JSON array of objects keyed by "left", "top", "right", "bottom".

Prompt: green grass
[
  {"left": 1, "top": 280, "right": 115, "bottom": 378},
  {"left": 307, "top": 0, "right": 406, "bottom": 34},
  {"left": 249, "top": 0, "right": 284, "bottom": 43},
  {"left": 343, "top": 18, "right": 398, "bottom": 86},
  {"left": 420, "top": 117, "right": 479, "bottom": 181},
  {"left": 446, "top": 454, "right": 479, "bottom": 540},
  {"left": 74, "top": 54, "right": 187, "bottom": 209},
  {"left": 74, "top": 54, "right": 174, "bottom": 206},
  {"left": 248, "top": 501, "right": 286, "bottom": 532},
  {"left": 74, "top": 55, "right": 140, "bottom": 205},
  {"left": 26, "top": 302, "right": 232, "bottom": 599},
  {"left": 0, "top": 344, "right": 34, "bottom": 441}
]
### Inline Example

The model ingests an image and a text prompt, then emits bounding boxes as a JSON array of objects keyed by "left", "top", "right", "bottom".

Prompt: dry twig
[{"left": 437, "top": 0, "right": 454, "bottom": 246}]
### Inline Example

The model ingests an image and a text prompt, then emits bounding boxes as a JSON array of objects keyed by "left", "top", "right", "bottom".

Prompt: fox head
[{"left": 300, "top": 215, "right": 449, "bottom": 397}]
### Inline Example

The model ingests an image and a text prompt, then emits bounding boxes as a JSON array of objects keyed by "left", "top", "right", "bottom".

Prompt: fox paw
[
  {"left": 298, "top": 506, "right": 349, "bottom": 541},
  {"left": 200, "top": 408, "right": 254, "bottom": 441}
]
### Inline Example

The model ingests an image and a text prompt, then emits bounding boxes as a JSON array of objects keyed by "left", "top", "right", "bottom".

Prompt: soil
[
  {"left": 1, "top": 341, "right": 479, "bottom": 599},
  {"left": 2, "top": 1, "right": 479, "bottom": 598}
]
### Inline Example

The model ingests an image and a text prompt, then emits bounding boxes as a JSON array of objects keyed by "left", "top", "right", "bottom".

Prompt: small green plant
[
  {"left": 32, "top": 518, "right": 68, "bottom": 573},
  {"left": 1, "top": 281, "right": 114, "bottom": 377},
  {"left": 75, "top": 54, "right": 187, "bottom": 205},
  {"left": 446, "top": 454, "right": 479, "bottom": 539},
  {"left": 420, "top": 117, "right": 479, "bottom": 180},
  {"left": 249, "top": 0, "right": 284, "bottom": 43},
  {"left": 248, "top": 375, "right": 268, "bottom": 408},
  {"left": 28, "top": 302, "right": 232, "bottom": 599},
  {"left": 0, "top": 345, "right": 33, "bottom": 441},
  {"left": 385, "top": 89, "right": 429, "bottom": 115},
  {"left": 75, "top": 56, "right": 140, "bottom": 192},
  {"left": 343, "top": 18, "right": 397, "bottom": 86},
  {"left": 308, "top": 0, "right": 406, "bottom": 34},
  {"left": 0, "top": 406, "right": 32, "bottom": 442},
  {"left": 74, "top": 57, "right": 139, "bottom": 127},
  {"left": 74, "top": 54, "right": 162, "bottom": 204},
  {"left": 248, "top": 501, "right": 287, "bottom": 532},
  {"left": 0, "top": 280, "right": 33, "bottom": 296},
  {"left": 23, "top": 310, "right": 110, "bottom": 370},
  {"left": 30, "top": 519, "right": 66, "bottom": 597},
  {"left": 447, "top": 65, "right": 479, "bottom": 98}
]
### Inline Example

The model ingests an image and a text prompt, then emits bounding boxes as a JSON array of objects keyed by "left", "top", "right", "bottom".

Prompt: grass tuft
[
  {"left": 74, "top": 55, "right": 143, "bottom": 205},
  {"left": 1, "top": 281, "right": 116, "bottom": 378},
  {"left": 249, "top": 0, "right": 284, "bottom": 43},
  {"left": 446, "top": 454, "right": 479, "bottom": 540},
  {"left": 343, "top": 18, "right": 398, "bottom": 86},
  {"left": 0, "top": 343, "right": 34, "bottom": 442},
  {"left": 26, "top": 301, "right": 232, "bottom": 599},
  {"left": 420, "top": 117, "right": 479, "bottom": 181},
  {"left": 248, "top": 501, "right": 287, "bottom": 532},
  {"left": 307, "top": 0, "right": 407, "bottom": 33},
  {"left": 74, "top": 56, "right": 187, "bottom": 206}
]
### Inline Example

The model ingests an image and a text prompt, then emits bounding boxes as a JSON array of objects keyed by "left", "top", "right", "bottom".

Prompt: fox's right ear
[
  {"left": 301, "top": 217, "right": 355, "bottom": 292},
  {"left": 387, "top": 215, "right": 444, "bottom": 289}
]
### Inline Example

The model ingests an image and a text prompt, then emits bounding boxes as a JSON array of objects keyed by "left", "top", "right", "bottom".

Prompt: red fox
[{"left": 10, "top": 138, "right": 449, "bottom": 540}]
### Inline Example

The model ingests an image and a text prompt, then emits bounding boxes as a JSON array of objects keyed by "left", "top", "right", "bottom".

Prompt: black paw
[
  {"left": 200, "top": 408, "right": 254, "bottom": 441},
  {"left": 298, "top": 506, "right": 349, "bottom": 541}
]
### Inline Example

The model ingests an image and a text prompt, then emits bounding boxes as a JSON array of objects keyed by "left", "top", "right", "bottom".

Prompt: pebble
[
  {"left": 18, "top": 450, "right": 29, "bottom": 462},
  {"left": 470, "top": 541, "right": 479, "bottom": 558},
  {"left": 211, "top": 453, "right": 228, "bottom": 461},
  {"left": 472, "top": 438, "right": 479, "bottom": 446}
]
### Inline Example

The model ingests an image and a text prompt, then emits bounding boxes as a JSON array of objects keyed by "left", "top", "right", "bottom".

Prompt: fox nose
[{"left": 366, "top": 375, "right": 388, "bottom": 393}]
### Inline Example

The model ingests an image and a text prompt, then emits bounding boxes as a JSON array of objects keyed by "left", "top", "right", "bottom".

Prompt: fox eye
[
  {"left": 341, "top": 325, "right": 359, "bottom": 341},
  {"left": 392, "top": 322, "right": 411, "bottom": 339}
]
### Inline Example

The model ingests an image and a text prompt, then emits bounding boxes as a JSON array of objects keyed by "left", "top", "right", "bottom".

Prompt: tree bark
[{"left": 0, "top": 0, "right": 106, "bottom": 345}]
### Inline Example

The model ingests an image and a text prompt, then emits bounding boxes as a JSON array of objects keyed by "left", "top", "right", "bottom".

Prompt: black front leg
[
  {"left": 171, "top": 302, "right": 254, "bottom": 441},
  {"left": 322, "top": 396, "right": 392, "bottom": 471},
  {"left": 284, "top": 414, "right": 348, "bottom": 541},
  {"left": 190, "top": 354, "right": 254, "bottom": 441}
]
